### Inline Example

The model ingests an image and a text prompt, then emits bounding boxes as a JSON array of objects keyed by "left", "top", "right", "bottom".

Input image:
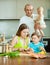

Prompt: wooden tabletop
[{"left": 0, "top": 53, "right": 50, "bottom": 65}]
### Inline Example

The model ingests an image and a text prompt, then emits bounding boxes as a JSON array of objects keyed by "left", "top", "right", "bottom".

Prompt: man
[
  {"left": 19, "top": 4, "right": 35, "bottom": 35},
  {"left": 19, "top": 4, "right": 46, "bottom": 36}
]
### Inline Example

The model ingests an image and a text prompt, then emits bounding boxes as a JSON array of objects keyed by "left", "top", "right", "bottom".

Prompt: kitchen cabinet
[{"left": 43, "top": 37, "right": 50, "bottom": 52}]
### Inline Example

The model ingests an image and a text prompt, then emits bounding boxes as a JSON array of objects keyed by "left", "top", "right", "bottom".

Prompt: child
[
  {"left": 11, "top": 24, "right": 30, "bottom": 52},
  {"left": 34, "top": 6, "right": 46, "bottom": 36},
  {"left": 28, "top": 32, "right": 46, "bottom": 58}
]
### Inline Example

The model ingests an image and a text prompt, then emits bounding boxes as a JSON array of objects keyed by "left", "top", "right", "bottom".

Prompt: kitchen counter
[
  {"left": 43, "top": 37, "right": 50, "bottom": 52},
  {"left": 0, "top": 53, "right": 50, "bottom": 65}
]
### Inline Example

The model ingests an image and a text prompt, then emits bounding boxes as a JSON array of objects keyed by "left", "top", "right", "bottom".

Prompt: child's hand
[
  {"left": 25, "top": 48, "right": 33, "bottom": 54},
  {"left": 18, "top": 48, "right": 24, "bottom": 52},
  {"left": 39, "top": 47, "right": 46, "bottom": 52}
]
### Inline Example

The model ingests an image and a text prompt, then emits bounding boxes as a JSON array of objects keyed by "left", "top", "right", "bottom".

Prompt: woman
[{"left": 11, "top": 24, "right": 30, "bottom": 51}]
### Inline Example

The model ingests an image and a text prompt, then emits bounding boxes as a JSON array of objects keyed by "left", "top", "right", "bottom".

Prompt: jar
[
  {"left": 6, "top": 43, "right": 9, "bottom": 53},
  {"left": 0, "top": 43, "right": 6, "bottom": 53}
]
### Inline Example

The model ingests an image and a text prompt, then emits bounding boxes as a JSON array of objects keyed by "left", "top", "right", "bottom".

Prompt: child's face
[
  {"left": 32, "top": 35, "right": 39, "bottom": 43},
  {"left": 37, "top": 7, "right": 43, "bottom": 15},
  {"left": 20, "top": 29, "right": 29, "bottom": 39}
]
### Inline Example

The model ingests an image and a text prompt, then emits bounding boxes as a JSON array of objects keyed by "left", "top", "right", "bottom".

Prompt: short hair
[
  {"left": 31, "top": 32, "right": 39, "bottom": 38},
  {"left": 16, "top": 24, "right": 29, "bottom": 36},
  {"left": 24, "top": 4, "right": 33, "bottom": 10}
]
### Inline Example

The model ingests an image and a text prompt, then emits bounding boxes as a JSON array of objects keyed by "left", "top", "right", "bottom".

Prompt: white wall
[
  {"left": 0, "top": 0, "right": 50, "bottom": 19},
  {"left": 43, "top": 20, "right": 50, "bottom": 37},
  {"left": 0, "top": 0, "right": 17, "bottom": 19},
  {"left": 16, "top": 0, "right": 50, "bottom": 18},
  {"left": 0, "top": 0, "right": 50, "bottom": 37}
]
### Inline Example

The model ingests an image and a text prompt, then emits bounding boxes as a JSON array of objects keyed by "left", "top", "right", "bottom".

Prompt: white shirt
[
  {"left": 19, "top": 14, "right": 37, "bottom": 35},
  {"left": 18, "top": 14, "right": 46, "bottom": 36},
  {"left": 40, "top": 15, "right": 45, "bottom": 26}
]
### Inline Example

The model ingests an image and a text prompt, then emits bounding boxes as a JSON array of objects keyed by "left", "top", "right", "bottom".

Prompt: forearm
[
  {"left": 40, "top": 24, "right": 46, "bottom": 29},
  {"left": 40, "top": 47, "right": 46, "bottom": 52}
]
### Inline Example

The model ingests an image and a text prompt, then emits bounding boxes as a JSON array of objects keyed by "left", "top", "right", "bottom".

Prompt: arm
[
  {"left": 40, "top": 42, "right": 46, "bottom": 52},
  {"left": 34, "top": 14, "right": 46, "bottom": 29},
  {"left": 25, "top": 48, "right": 34, "bottom": 54},
  {"left": 40, "top": 47, "right": 46, "bottom": 52},
  {"left": 39, "top": 15, "right": 46, "bottom": 29},
  {"left": 39, "top": 42, "right": 46, "bottom": 52},
  {"left": 10, "top": 36, "right": 18, "bottom": 51},
  {"left": 28, "top": 42, "right": 34, "bottom": 53},
  {"left": 34, "top": 21, "right": 40, "bottom": 29},
  {"left": 39, "top": 23, "right": 46, "bottom": 29},
  {"left": 34, "top": 21, "right": 46, "bottom": 30}
]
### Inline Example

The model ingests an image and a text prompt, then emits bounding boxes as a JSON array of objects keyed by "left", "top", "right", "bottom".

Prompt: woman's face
[
  {"left": 20, "top": 29, "right": 29, "bottom": 39},
  {"left": 32, "top": 35, "right": 39, "bottom": 43}
]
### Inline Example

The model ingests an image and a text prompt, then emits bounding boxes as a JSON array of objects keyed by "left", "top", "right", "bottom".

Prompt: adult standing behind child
[
  {"left": 19, "top": 4, "right": 46, "bottom": 37},
  {"left": 34, "top": 6, "right": 46, "bottom": 36},
  {"left": 19, "top": 4, "right": 34, "bottom": 35}
]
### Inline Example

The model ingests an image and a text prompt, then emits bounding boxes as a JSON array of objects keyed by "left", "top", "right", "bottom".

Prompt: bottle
[
  {"left": 6, "top": 43, "right": 9, "bottom": 53},
  {"left": 2, "top": 33, "right": 5, "bottom": 42},
  {"left": 2, "top": 43, "right": 6, "bottom": 53},
  {"left": 9, "top": 45, "right": 12, "bottom": 52}
]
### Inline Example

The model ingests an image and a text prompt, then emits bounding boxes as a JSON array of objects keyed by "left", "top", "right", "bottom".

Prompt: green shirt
[{"left": 14, "top": 36, "right": 29, "bottom": 49}]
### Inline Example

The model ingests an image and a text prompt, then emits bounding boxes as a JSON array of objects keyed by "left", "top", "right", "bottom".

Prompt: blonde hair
[{"left": 37, "top": 6, "right": 44, "bottom": 12}]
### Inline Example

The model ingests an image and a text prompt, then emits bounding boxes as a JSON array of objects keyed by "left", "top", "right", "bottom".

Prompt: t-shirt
[
  {"left": 14, "top": 36, "right": 30, "bottom": 49},
  {"left": 28, "top": 42, "right": 44, "bottom": 53},
  {"left": 19, "top": 14, "right": 37, "bottom": 35},
  {"left": 18, "top": 14, "right": 45, "bottom": 35}
]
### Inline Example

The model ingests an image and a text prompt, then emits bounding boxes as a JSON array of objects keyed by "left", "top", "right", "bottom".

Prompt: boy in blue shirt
[{"left": 28, "top": 32, "right": 46, "bottom": 58}]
